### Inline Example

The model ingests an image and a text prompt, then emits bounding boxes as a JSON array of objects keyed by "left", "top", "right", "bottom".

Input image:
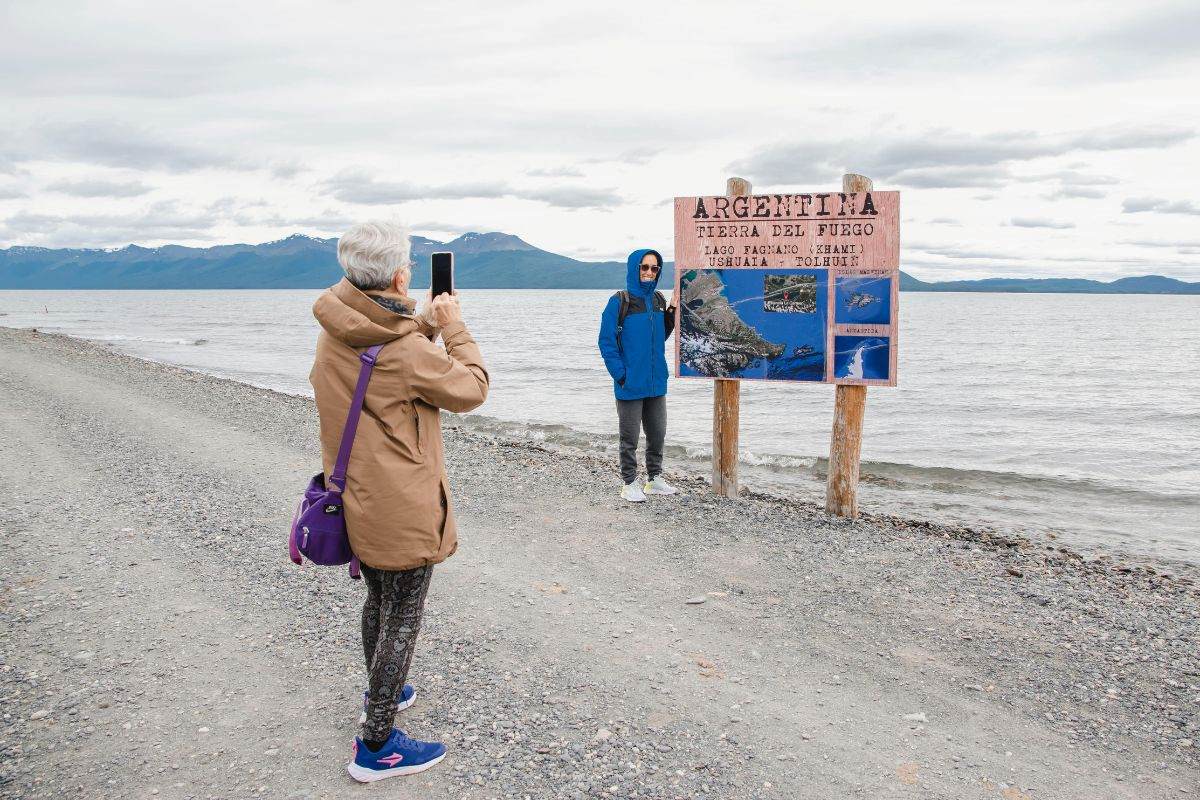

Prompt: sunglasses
[{"left": 640, "top": 264, "right": 660, "bottom": 273}]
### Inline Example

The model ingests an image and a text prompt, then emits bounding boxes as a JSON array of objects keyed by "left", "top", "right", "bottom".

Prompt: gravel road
[{"left": 0, "top": 327, "right": 1197, "bottom": 800}]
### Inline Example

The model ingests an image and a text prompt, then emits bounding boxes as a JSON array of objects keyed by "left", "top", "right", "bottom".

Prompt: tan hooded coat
[{"left": 309, "top": 279, "right": 489, "bottom": 571}]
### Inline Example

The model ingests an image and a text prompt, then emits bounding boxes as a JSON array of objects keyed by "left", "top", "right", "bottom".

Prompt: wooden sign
[{"left": 672, "top": 191, "right": 900, "bottom": 386}]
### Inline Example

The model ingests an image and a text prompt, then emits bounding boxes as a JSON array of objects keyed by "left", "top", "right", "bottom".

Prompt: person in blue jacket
[{"left": 598, "top": 248, "right": 679, "bottom": 502}]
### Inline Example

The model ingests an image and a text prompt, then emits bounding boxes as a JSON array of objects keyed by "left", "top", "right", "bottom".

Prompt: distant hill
[
  {"left": 899, "top": 272, "right": 1200, "bottom": 294},
  {"left": 1, "top": 233, "right": 1197, "bottom": 294},
  {"left": 0, "top": 232, "right": 650, "bottom": 290}
]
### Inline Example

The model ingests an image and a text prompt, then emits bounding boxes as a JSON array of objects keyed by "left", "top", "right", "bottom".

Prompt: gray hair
[{"left": 337, "top": 220, "right": 412, "bottom": 291}]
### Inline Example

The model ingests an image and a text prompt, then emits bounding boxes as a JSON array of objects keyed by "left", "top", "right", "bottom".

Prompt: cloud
[
  {"left": 0, "top": 5, "right": 317, "bottom": 101},
  {"left": 584, "top": 146, "right": 663, "bottom": 166},
  {"left": 783, "top": 4, "right": 1200, "bottom": 84},
  {"left": 525, "top": 166, "right": 585, "bottom": 178},
  {"left": 566, "top": 246, "right": 630, "bottom": 262},
  {"left": 269, "top": 160, "right": 306, "bottom": 180},
  {"left": 205, "top": 196, "right": 346, "bottom": 230},
  {"left": 888, "top": 166, "right": 1011, "bottom": 188},
  {"left": 0, "top": 185, "right": 26, "bottom": 200},
  {"left": 231, "top": 210, "right": 356, "bottom": 231},
  {"left": 1025, "top": 169, "right": 1119, "bottom": 186},
  {"left": 3, "top": 120, "right": 304, "bottom": 175},
  {"left": 4, "top": 121, "right": 261, "bottom": 173},
  {"left": 1026, "top": 168, "right": 1117, "bottom": 199},
  {"left": 729, "top": 126, "right": 1194, "bottom": 188},
  {"left": 517, "top": 186, "right": 622, "bottom": 209},
  {"left": 1122, "top": 196, "right": 1200, "bottom": 215},
  {"left": 613, "top": 147, "right": 662, "bottom": 165},
  {"left": 906, "top": 241, "right": 1029, "bottom": 261},
  {"left": 904, "top": 241, "right": 1200, "bottom": 272},
  {"left": 1081, "top": 2, "right": 1200, "bottom": 75},
  {"left": 408, "top": 220, "right": 488, "bottom": 236},
  {"left": 45, "top": 178, "right": 153, "bottom": 198},
  {"left": 1045, "top": 186, "right": 1108, "bottom": 200},
  {"left": 322, "top": 169, "right": 622, "bottom": 209},
  {"left": 0, "top": 200, "right": 221, "bottom": 247},
  {"left": 1120, "top": 238, "right": 1200, "bottom": 249},
  {"left": 1009, "top": 217, "right": 1076, "bottom": 229},
  {"left": 206, "top": 196, "right": 268, "bottom": 215},
  {"left": 322, "top": 171, "right": 510, "bottom": 204}
]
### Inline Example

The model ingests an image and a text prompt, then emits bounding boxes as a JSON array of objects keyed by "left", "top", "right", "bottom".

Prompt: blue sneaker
[
  {"left": 358, "top": 685, "right": 416, "bottom": 724},
  {"left": 347, "top": 729, "right": 447, "bottom": 782}
]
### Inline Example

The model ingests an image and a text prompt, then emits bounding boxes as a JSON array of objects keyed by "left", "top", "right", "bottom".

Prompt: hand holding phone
[{"left": 428, "top": 292, "right": 462, "bottom": 327}]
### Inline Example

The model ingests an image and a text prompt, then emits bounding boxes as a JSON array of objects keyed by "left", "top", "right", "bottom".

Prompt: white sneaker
[
  {"left": 644, "top": 475, "right": 678, "bottom": 495},
  {"left": 621, "top": 481, "right": 647, "bottom": 502}
]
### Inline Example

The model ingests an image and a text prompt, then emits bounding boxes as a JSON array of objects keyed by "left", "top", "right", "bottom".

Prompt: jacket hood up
[
  {"left": 312, "top": 278, "right": 419, "bottom": 348},
  {"left": 626, "top": 248, "right": 663, "bottom": 298}
]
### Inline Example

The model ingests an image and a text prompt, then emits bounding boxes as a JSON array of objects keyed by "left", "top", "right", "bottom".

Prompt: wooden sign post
[
  {"left": 712, "top": 176, "right": 750, "bottom": 498},
  {"left": 672, "top": 175, "right": 898, "bottom": 509},
  {"left": 825, "top": 173, "right": 873, "bottom": 518}
]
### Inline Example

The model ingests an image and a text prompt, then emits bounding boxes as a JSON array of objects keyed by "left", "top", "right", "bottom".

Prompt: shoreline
[
  {"left": 5, "top": 321, "right": 1198, "bottom": 577},
  {"left": 1, "top": 325, "right": 1197, "bottom": 799},
  {"left": 3, "top": 280, "right": 1200, "bottom": 298}
]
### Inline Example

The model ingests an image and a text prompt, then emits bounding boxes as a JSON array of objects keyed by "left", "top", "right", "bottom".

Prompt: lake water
[{"left": 2, "top": 289, "right": 1197, "bottom": 564}]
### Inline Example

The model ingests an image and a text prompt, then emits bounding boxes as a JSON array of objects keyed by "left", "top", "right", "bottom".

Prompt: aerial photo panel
[
  {"left": 834, "top": 274, "right": 893, "bottom": 326},
  {"left": 833, "top": 335, "right": 890, "bottom": 382},
  {"left": 678, "top": 268, "right": 827, "bottom": 381}
]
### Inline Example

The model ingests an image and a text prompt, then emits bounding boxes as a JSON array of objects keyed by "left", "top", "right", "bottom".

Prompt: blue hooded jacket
[{"left": 597, "top": 248, "right": 674, "bottom": 400}]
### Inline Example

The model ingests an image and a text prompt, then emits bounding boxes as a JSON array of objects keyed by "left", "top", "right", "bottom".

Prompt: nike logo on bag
[{"left": 378, "top": 754, "right": 404, "bottom": 767}]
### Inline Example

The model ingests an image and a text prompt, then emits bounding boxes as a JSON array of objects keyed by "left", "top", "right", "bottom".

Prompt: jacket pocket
[
  {"left": 413, "top": 404, "right": 426, "bottom": 457},
  {"left": 435, "top": 474, "right": 451, "bottom": 555},
  {"left": 437, "top": 477, "right": 449, "bottom": 533}
]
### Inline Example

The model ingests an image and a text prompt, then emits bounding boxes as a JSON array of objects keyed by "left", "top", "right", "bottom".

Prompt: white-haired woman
[{"left": 308, "top": 220, "right": 489, "bottom": 782}]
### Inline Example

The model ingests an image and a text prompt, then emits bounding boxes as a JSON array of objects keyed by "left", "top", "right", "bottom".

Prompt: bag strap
[
  {"left": 328, "top": 343, "right": 385, "bottom": 493},
  {"left": 617, "top": 290, "right": 665, "bottom": 326},
  {"left": 615, "top": 290, "right": 630, "bottom": 329}
]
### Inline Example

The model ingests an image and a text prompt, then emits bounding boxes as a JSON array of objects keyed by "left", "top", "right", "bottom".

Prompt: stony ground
[{"left": 0, "top": 326, "right": 1197, "bottom": 800}]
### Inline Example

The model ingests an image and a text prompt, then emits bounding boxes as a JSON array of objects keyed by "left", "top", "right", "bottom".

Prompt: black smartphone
[{"left": 431, "top": 252, "right": 454, "bottom": 297}]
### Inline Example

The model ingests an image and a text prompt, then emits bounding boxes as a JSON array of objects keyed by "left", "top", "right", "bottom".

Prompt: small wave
[
  {"left": 846, "top": 459, "right": 1199, "bottom": 505},
  {"left": 92, "top": 333, "right": 208, "bottom": 347},
  {"left": 450, "top": 412, "right": 1196, "bottom": 507}
]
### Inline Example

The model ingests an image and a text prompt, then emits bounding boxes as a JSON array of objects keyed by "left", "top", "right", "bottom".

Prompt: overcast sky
[{"left": 2, "top": 0, "right": 1198, "bottom": 280}]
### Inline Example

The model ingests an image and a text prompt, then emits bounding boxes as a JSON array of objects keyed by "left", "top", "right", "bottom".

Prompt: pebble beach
[{"left": 1, "top": 326, "right": 1197, "bottom": 799}]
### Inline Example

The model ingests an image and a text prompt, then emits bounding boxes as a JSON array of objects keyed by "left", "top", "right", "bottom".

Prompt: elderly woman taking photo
[{"left": 308, "top": 220, "right": 488, "bottom": 782}]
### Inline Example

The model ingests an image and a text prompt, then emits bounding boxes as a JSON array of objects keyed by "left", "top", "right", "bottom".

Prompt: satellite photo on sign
[
  {"left": 673, "top": 191, "right": 900, "bottom": 386},
  {"left": 678, "top": 268, "right": 826, "bottom": 381},
  {"left": 763, "top": 274, "right": 818, "bottom": 313},
  {"left": 835, "top": 274, "right": 892, "bottom": 326}
]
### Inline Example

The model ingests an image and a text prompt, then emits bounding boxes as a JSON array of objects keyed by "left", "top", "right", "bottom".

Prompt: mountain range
[{"left": 1, "top": 232, "right": 1198, "bottom": 294}]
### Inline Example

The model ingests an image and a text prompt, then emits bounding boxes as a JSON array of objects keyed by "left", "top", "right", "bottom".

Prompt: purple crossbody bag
[{"left": 288, "top": 343, "right": 385, "bottom": 580}]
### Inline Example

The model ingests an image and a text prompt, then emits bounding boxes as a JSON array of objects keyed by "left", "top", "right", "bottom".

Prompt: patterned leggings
[{"left": 360, "top": 563, "right": 434, "bottom": 741}]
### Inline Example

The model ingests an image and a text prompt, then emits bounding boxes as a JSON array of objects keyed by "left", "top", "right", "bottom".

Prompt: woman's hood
[
  {"left": 312, "top": 278, "right": 418, "bottom": 347},
  {"left": 626, "top": 248, "right": 664, "bottom": 297}
]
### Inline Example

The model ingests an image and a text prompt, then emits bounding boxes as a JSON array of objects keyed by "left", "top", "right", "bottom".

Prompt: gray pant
[
  {"left": 616, "top": 395, "right": 666, "bottom": 485},
  {"left": 361, "top": 563, "right": 434, "bottom": 742}
]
